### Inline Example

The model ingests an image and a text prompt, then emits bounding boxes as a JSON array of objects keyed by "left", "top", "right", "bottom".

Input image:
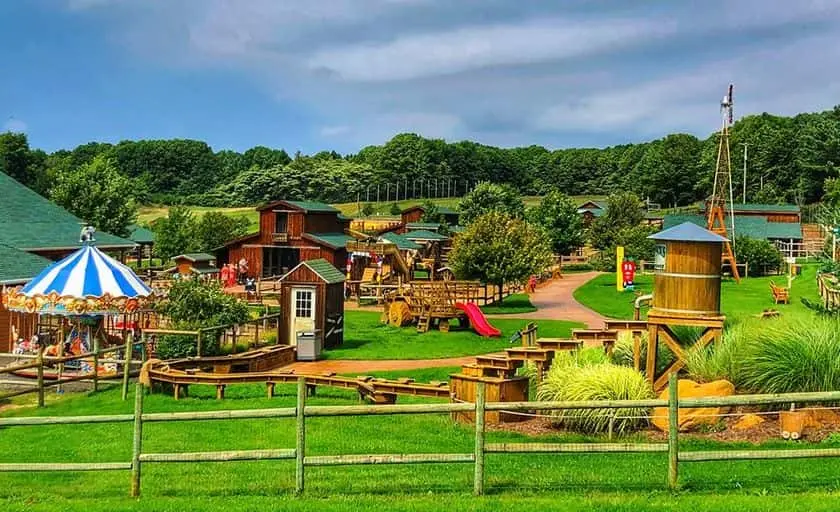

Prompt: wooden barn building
[
  {"left": 400, "top": 205, "right": 460, "bottom": 227},
  {"left": 215, "top": 200, "right": 355, "bottom": 278},
  {"left": 700, "top": 200, "right": 801, "bottom": 223},
  {"left": 277, "top": 259, "right": 345, "bottom": 348}
]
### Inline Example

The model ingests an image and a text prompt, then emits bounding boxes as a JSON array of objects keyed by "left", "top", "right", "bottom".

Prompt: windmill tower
[{"left": 706, "top": 84, "right": 740, "bottom": 282}]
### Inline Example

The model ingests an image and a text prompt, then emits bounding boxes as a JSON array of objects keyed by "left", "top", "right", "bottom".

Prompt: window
[
  {"left": 295, "top": 289, "right": 313, "bottom": 318},
  {"left": 275, "top": 212, "right": 288, "bottom": 233}
]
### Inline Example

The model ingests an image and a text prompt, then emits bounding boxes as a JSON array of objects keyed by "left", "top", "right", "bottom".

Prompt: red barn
[{"left": 215, "top": 200, "right": 354, "bottom": 278}]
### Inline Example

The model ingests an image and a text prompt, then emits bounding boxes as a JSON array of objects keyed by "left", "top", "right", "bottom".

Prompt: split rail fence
[{"left": 2, "top": 374, "right": 840, "bottom": 497}]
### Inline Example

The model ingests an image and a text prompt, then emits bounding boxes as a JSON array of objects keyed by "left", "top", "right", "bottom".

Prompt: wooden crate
[{"left": 449, "top": 373, "right": 529, "bottom": 424}]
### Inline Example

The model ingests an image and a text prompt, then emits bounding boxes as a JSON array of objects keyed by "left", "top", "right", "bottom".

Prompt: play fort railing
[{"left": 2, "top": 373, "right": 840, "bottom": 497}]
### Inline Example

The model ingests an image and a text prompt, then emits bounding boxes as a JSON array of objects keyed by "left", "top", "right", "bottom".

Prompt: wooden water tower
[{"left": 645, "top": 222, "right": 728, "bottom": 389}]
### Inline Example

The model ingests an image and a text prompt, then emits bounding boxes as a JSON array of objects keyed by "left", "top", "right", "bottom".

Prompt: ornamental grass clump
[
  {"left": 684, "top": 320, "right": 752, "bottom": 385},
  {"left": 738, "top": 318, "right": 840, "bottom": 394},
  {"left": 537, "top": 358, "right": 654, "bottom": 435}
]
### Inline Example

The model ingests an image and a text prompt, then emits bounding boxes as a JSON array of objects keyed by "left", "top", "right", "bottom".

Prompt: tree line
[{"left": 2, "top": 105, "right": 839, "bottom": 218}]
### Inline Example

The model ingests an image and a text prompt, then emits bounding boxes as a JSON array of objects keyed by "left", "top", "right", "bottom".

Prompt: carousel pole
[
  {"left": 36, "top": 344, "right": 45, "bottom": 407},
  {"left": 57, "top": 318, "right": 66, "bottom": 394},
  {"left": 92, "top": 324, "right": 99, "bottom": 392},
  {"left": 121, "top": 330, "right": 133, "bottom": 401}
]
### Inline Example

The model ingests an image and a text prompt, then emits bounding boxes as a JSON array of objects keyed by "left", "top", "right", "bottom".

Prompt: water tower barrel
[{"left": 651, "top": 240, "right": 722, "bottom": 317}]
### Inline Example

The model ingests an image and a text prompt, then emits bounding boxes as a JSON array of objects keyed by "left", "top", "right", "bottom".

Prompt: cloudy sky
[{"left": 2, "top": 0, "right": 840, "bottom": 154}]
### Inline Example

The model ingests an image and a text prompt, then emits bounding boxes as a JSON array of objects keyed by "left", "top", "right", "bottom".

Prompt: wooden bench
[{"left": 770, "top": 281, "right": 790, "bottom": 304}]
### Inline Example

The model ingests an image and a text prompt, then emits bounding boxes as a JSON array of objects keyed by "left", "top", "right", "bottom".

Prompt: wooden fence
[
  {"left": 140, "top": 313, "right": 284, "bottom": 358},
  {"left": 2, "top": 374, "right": 840, "bottom": 497},
  {"left": 0, "top": 338, "right": 146, "bottom": 405}
]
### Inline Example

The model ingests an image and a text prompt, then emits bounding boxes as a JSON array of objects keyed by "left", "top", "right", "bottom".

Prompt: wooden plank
[
  {"left": 304, "top": 453, "right": 475, "bottom": 466},
  {"left": 0, "top": 462, "right": 131, "bottom": 472},
  {"left": 680, "top": 448, "right": 840, "bottom": 462},
  {"left": 474, "top": 381, "right": 486, "bottom": 496},
  {"left": 484, "top": 399, "right": 667, "bottom": 411},
  {"left": 0, "top": 414, "right": 133, "bottom": 427},
  {"left": 668, "top": 372, "right": 679, "bottom": 490},
  {"left": 305, "top": 403, "right": 472, "bottom": 417},
  {"left": 142, "top": 408, "right": 296, "bottom": 422},
  {"left": 140, "top": 449, "right": 296, "bottom": 463},
  {"left": 485, "top": 443, "right": 668, "bottom": 453}
]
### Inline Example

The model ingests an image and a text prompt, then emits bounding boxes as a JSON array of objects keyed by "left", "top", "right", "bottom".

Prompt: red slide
[{"left": 455, "top": 302, "right": 502, "bottom": 338}]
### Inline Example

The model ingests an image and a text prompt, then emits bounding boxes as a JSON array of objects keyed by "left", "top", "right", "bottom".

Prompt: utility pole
[{"left": 741, "top": 143, "right": 748, "bottom": 204}]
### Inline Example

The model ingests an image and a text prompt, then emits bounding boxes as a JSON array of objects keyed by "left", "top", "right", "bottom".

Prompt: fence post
[
  {"left": 296, "top": 377, "right": 306, "bottom": 495},
  {"left": 36, "top": 345, "right": 45, "bottom": 408},
  {"left": 196, "top": 330, "right": 203, "bottom": 358},
  {"left": 122, "top": 331, "right": 133, "bottom": 401},
  {"left": 668, "top": 371, "right": 679, "bottom": 491},
  {"left": 473, "top": 381, "right": 486, "bottom": 496},
  {"left": 130, "top": 382, "right": 144, "bottom": 497},
  {"left": 92, "top": 332, "right": 100, "bottom": 393}
]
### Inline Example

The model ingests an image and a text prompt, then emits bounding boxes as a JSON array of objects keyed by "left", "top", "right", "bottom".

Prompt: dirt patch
[{"left": 487, "top": 407, "right": 840, "bottom": 444}]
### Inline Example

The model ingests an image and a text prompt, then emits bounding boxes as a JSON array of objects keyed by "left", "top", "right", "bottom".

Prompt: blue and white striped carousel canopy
[{"left": 21, "top": 244, "right": 151, "bottom": 299}]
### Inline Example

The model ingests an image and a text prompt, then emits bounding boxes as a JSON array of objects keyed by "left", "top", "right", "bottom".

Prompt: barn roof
[
  {"left": 406, "top": 222, "right": 441, "bottom": 231},
  {"left": 283, "top": 259, "right": 345, "bottom": 284},
  {"left": 303, "top": 232, "right": 357, "bottom": 250},
  {"left": 172, "top": 253, "right": 216, "bottom": 263},
  {"left": 663, "top": 215, "right": 802, "bottom": 240},
  {"left": 404, "top": 229, "right": 449, "bottom": 241},
  {"left": 257, "top": 199, "right": 339, "bottom": 213},
  {"left": 379, "top": 232, "right": 422, "bottom": 250},
  {"left": 649, "top": 222, "right": 729, "bottom": 242},
  {"left": 129, "top": 224, "right": 155, "bottom": 244},
  {"left": 0, "top": 171, "right": 136, "bottom": 251},
  {"left": 0, "top": 244, "right": 51, "bottom": 285}
]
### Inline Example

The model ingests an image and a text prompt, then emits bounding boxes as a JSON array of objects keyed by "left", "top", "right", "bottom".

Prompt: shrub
[
  {"left": 610, "top": 332, "right": 675, "bottom": 377},
  {"left": 684, "top": 321, "right": 752, "bottom": 384},
  {"left": 537, "top": 357, "right": 653, "bottom": 435},
  {"left": 389, "top": 202, "right": 401, "bottom": 215},
  {"left": 735, "top": 235, "right": 784, "bottom": 276},
  {"left": 738, "top": 318, "right": 840, "bottom": 394}
]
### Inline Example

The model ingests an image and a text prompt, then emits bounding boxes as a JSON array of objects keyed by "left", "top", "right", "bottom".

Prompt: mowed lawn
[
  {"left": 137, "top": 205, "right": 260, "bottom": 230},
  {"left": 3, "top": 381, "right": 840, "bottom": 511},
  {"left": 327, "top": 310, "right": 582, "bottom": 360},
  {"left": 573, "top": 264, "right": 822, "bottom": 322}
]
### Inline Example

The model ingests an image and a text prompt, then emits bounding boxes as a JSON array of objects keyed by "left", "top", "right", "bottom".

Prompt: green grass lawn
[
  {"left": 3, "top": 379, "right": 840, "bottom": 511},
  {"left": 573, "top": 265, "right": 822, "bottom": 322},
  {"left": 137, "top": 205, "right": 260, "bottom": 231},
  {"left": 480, "top": 293, "right": 537, "bottom": 315},
  {"left": 327, "top": 311, "right": 582, "bottom": 360}
]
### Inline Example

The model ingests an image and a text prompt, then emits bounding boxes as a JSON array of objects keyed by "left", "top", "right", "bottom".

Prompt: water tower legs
[{"left": 644, "top": 311, "right": 724, "bottom": 390}]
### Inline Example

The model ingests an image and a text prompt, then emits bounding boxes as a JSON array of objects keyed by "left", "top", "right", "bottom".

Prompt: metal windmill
[{"left": 706, "top": 84, "right": 740, "bottom": 282}]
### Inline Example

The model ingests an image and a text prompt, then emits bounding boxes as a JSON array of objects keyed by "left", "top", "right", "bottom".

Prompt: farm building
[
  {"left": 277, "top": 259, "right": 345, "bottom": 349},
  {"left": 699, "top": 200, "right": 801, "bottom": 223},
  {"left": 168, "top": 253, "right": 219, "bottom": 278},
  {"left": 215, "top": 200, "right": 355, "bottom": 278},
  {"left": 662, "top": 214, "right": 805, "bottom": 258},
  {"left": 401, "top": 205, "right": 460, "bottom": 226},
  {"left": 576, "top": 200, "right": 606, "bottom": 226}
]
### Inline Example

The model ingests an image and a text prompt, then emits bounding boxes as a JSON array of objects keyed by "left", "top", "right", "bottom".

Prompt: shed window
[
  {"left": 295, "top": 289, "right": 313, "bottom": 318},
  {"left": 275, "top": 212, "right": 288, "bottom": 232}
]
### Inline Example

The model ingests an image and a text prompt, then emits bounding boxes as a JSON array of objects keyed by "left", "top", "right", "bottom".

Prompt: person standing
[
  {"left": 238, "top": 257, "right": 249, "bottom": 284},
  {"left": 220, "top": 263, "right": 231, "bottom": 288}
]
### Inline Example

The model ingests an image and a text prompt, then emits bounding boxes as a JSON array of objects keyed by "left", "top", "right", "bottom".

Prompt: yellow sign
[{"left": 616, "top": 246, "right": 624, "bottom": 291}]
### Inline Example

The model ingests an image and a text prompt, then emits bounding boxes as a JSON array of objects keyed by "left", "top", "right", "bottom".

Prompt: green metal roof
[
  {"left": 436, "top": 207, "right": 459, "bottom": 215},
  {"left": 173, "top": 253, "right": 216, "bottom": 263},
  {"left": 0, "top": 172, "right": 135, "bottom": 251},
  {"left": 286, "top": 200, "right": 340, "bottom": 213},
  {"left": 404, "top": 229, "right": 449, "bottom": 241},
  {"left": 380, "top": 232, "right": 421, "bottom": 251},
  {"left": 302, "top": 232, "right": 356, "bottom": 249},
  {"left": 698, "top": 201, "right": 800, "bottom": 213},
  {"left": 0, "top": 244, "right": 51, "bottom": 284},
  {"left": 406, "top": 222, "right": 441, "bottom": 230},
  {"left": 129, "top": 224, "right": 155, "bottom": 244},
  {"left": 662, "top": 215, "right": 802, "bottom": 240},
  {"left": 287, "top": 258, "right": 345, "bottom": 284},
  {"left": 576, "top": 207, "right": 605, "bottom": 217}
]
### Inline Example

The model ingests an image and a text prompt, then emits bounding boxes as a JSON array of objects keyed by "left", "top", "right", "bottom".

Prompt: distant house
[
  {"left": 400, "top": 205, "right": 460, "bottom": 226},
  {"left": 215, "top": 200, "right": 355, "bottom": 278},
  {"left": 700, "top": 201, "right": 801, "bottom": 223},
  {"left": 576, "top": 201, "right": 606, "bottom": 226},
  {"left": 129, "top": 224, "right": 155, "bottom": 266},
  {"left": 662, "top": 214, "right": 802, "bottom": 248},
  {"left": 169, "top": 253, "right": 219, "bottom": 278}
]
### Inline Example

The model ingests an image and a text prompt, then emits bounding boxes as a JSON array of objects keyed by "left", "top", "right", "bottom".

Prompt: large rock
[
  {"left": 733, "top": 413, "right": 765, "bottom": 431},
  {"left": 652, "top": 379, "right": 735, "bottom": 432}
]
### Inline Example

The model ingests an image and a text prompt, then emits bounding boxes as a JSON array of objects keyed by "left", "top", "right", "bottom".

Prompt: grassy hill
[{"left": 137, "top": 195, "right": 609, "bottom": 226}]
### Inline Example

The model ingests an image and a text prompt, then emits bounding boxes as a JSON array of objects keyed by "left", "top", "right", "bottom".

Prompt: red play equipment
[{"left": 455, "top": 302, "right": 501, "bottom": 338}]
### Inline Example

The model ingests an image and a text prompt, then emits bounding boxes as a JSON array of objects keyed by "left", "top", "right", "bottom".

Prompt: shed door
[{"left": 289, "top": 287, "right": 316, "bottom": 344}]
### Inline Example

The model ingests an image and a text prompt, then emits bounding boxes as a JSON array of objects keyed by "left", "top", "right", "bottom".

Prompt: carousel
[{"left": 2, "top": 228, "right": 154, "bottom": 379}]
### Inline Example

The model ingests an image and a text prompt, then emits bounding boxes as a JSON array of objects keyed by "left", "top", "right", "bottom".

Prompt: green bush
[
  {"left": 610, "top": 332, "right": 675, "bottom": 377},
  {"left": 537, "top": 356, "right": 653, "bottom": 435},
  {"left": 155, "top": 279, "right": 250, "bottom": 358},
  {"left": 735, "top": 235, "right": 784, "bottom": 276},
  {"left": 738, "top": 318, "right": 840, "bottom": 394},
  {"left": 561, "top": 263, "right": 594, "bottom": 272},
  {"left": 684, "top": 321, "right": 752, "bottom": 384}
]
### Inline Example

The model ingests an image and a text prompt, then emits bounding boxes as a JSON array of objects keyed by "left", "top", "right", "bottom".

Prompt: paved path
[{"left": 485, "top": 271, "right": 607, "bottom": 328}]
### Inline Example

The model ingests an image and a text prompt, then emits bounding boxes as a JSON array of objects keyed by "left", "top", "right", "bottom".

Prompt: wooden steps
[
  {"left": 572, "top": 328, "right": 619, "bottom": 354},
  {"left": 505, "top": 347, "right": 554, "bottom": 363},
  {"left": 535, "top": 338, "right": 583, "bottom": 352},
  {"left": 474, "top": 353, "right": 523, "bottom": 371}
]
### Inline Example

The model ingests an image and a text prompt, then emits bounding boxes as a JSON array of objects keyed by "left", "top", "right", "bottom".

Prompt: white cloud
[
  {"left": 308, "top": 17, "right": 676, "bottom": 82},
  {"left": 3, "top": 118, "right": 28, "bottom": 133},
  {"left": 320, "top": 125, "right": 350, "bottom": 137}
]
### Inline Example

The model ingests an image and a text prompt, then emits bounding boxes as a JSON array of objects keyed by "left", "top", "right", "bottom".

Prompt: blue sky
[{"left": 2, "top": 0, "right": 840, "bottom": 155}]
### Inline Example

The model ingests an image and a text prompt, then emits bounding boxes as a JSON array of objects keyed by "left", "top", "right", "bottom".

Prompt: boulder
[
  {"left": 652, "top": 379, "right": 735, "bottom": 432},
  {"left": 733, "top": 413, "right": 764, "bottom": 431}
]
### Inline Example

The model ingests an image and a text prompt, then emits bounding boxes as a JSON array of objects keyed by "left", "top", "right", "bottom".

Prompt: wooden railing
[
  {"left": 0, "top": 339, "right": 146, "bottom": 405},
  {"left": 818, "top": 272, "right": 840, "bottom": 310},
  {"left": 3, "top": 374, "right": 840, "bottom": 497},
  {"left": 140, "top": 313, "right": 284, "bottom": 358}
]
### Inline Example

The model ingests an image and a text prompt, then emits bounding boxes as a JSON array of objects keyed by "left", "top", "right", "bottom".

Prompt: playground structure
[{"left": 382, "top": 280, "right": 503, "bottom": 335}]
